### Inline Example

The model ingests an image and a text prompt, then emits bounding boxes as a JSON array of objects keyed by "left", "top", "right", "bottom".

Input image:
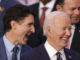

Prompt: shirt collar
[
  {"left": 71, "top": 25, "right": 75, "bottom": 29},
  {"left": 44, "top": 41, "right": 57, "bottom": 57},
  {"left": 44, "top": 41, "right": 64, "bottom": 57},
  {"left": 39, "top": 0, "right": 56, "bottom": 9}
]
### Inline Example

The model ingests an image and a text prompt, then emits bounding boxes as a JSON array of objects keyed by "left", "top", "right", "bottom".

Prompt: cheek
[
  {"left": 55, "top": 31, "right": 65, "bottom": 39},
  {"left": 63, "top": 8, "right": 72, "bottom": 16},
  {"left": 65, "top": 11, "right": 72, "bottom": 16}
]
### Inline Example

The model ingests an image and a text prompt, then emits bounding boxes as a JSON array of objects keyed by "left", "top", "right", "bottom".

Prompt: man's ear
[
  {"left": 10, "top": 20, "right": 17, "bottom": 30},
  {"left": 46, "top": 26, "right": 52, "bottom": 36},
  {"left": 56, "top": 4, "right": 62, "bottom": 11}
]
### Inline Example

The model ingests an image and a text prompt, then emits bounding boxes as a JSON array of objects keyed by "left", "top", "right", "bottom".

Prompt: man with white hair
[{"left": 21, "top": 11, "right": 80, "bottom": 60}]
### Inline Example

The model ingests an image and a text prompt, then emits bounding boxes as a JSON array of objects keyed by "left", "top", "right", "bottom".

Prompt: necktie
[
  {"left": 12, "top": 46, "right": 18, "bottom": 60},
  {"left": 56, "top": 52, "right": 62, "bottom": 60},
  {"left": 40, "top": 7, "right": 48, "bottom": 28}
]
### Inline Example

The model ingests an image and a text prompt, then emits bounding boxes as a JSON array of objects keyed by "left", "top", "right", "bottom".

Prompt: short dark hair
[
  {"left": 56, "top": 0, "right": 65, "bottom": 7},
  {"left": 3, "top": 4, "right": 35, "bottom": 32}
]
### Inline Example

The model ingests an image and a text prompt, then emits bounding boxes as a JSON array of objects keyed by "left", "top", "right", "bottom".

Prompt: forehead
[
  {"left": 19, "top": 14, "right": 34, "bottom": 24},
  {"left": 64, "top": 0, "right": 80, "bottom": 6},
  {"left": 54, "top": 16, "right": 71, "bottom": 26}
]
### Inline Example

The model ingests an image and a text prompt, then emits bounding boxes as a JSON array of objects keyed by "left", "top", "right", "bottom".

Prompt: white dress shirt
[
  {"left": 44, "top": 41, "right": 66, "bottom": 60},
  {"left": 39, "top": 0, "right": 56, "bottom": 19}
]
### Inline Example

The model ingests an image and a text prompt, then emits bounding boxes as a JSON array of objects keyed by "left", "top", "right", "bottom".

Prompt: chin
[{"left": 61, "top": 43, "right": 67, "bottom": 47}]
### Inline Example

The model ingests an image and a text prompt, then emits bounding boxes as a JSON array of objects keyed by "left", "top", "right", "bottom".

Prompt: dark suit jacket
[
  {"left": 21, "top": 44, "right": 80, "bottom": 60},
  {"left": 0, "top": 37, "right": 31, "bottom": 60},
  {"left": 0, "top": 0, "right": 21, "bottom": 37},
  {"left": 28, "top": 1, "right": 57, "bottom": 48},
  {"left": 70, "top": 23, "right": 80, "bottom": 53}
]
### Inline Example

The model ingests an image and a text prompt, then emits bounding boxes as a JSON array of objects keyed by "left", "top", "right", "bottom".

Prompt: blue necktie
[
  {"left": 12, "top": 46, "right": 18, "bottom": 60},
  {"left": 56, "top": 52, "right": 62, "bottom": 60}
]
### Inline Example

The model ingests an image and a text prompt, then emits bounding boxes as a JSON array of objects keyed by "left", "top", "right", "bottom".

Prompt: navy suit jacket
[
  {"left": 21, "top": 44, "right": 80, "bottom": 60},
  {"left": 0, "top": 0, "right": 21, "bottom": 37},
  {"left": 0, "top": 37, "right": 31, "bottom": 60}
]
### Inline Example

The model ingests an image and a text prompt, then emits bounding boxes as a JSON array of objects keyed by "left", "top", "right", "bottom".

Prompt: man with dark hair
[
  {"left": 56, "top": 0, "right": 80, "bottom": 53},
  {"left": 0, "top": 4, "right": 35, "bottom": 60}
]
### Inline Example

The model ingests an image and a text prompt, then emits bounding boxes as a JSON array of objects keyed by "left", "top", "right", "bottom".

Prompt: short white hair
[{"left": 43, "top": 11, "right": 69, "bottom": 36}]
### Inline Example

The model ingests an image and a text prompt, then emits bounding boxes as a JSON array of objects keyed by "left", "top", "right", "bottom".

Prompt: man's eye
[
  {"left": 62, "top": 27, "right": 66, "bottom": 30},
  {"left": 71, "top": 8, "right": 75, "bottom": 11},
  {"left": 78, "top": 7, "right": 80, "bottom": 10}
]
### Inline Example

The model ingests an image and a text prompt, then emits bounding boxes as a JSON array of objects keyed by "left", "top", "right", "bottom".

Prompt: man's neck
[{"left": 5, "top": 32, "right": 18, "bottom": 45}]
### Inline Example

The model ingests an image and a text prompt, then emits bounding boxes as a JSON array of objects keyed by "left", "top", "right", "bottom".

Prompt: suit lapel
[
  {"left": 0, "top": 37, "right": 8, "bottom": 60},
  {"left": 51, "top": 0, "right": 57, "bottom": 11},
  {"left": 30, "top": 3, "right": 40, "bottom": 30},
  {"left": 38, "top": 44, "right": 50, "bottom": 60},
  {"left": 20, "top": 45, "right": 32, "bottom": 58},
  {"left": 35, "top": 3, "right": 40, "bottom": 30},
  {"left": 71, "top": 24, "right": 80, "bottom": 53},
  {"left": 64, "top": 48, "right": 73, "bottom": 60}
]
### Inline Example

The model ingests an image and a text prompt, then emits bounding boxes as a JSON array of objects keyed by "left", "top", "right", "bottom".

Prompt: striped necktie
[
  {"left": 56, "top": 52, "right": 62, "bottom": 60},
  {"left": 12, "top": 46, "right": 18, "bottom": 60}
]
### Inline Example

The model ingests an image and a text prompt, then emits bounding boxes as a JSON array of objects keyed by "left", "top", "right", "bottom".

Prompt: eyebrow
[{"left": 28, "top": 22, "right": 34, "bottom": 25}]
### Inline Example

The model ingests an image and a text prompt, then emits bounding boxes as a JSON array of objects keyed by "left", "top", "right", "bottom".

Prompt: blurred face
[
  {"left": 14, "top": 14, "right": 35, "bottom": 45},
  {"left": 47, "top": 16, "right": 71, "bottom": 50},
  {"left": 57, "top": 0, "right": 80, "bottom": 24}
]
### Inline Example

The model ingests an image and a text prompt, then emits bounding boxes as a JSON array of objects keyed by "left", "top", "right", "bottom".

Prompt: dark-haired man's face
[
  {"left": 14, "top": 14, "right": 35, "bottom": 45},
  {"left": 57, "top": 0, "right": 80, "bottom": 24}
]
